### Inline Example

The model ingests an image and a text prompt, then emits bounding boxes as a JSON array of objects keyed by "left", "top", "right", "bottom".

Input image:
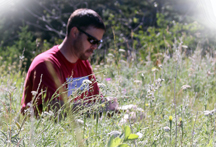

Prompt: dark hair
[{"left": 66, "top": 8, "right": 106, "bottom": 36}]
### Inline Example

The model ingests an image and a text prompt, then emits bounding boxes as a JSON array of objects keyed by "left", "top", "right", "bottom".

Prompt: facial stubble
[{"left": 74, "top": 37, "right": 94, "bottom": 60}]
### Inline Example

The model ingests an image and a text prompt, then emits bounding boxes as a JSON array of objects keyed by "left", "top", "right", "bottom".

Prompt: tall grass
[{"left": 0, "top": 41, "right": 216, "bottom": 146}]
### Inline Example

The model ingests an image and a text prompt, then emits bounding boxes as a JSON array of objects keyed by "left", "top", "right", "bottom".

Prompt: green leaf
[
  {"left": 127, "top": 134, "right": 139, "bottom": 140},
  {"left": 124, "top": 126, "right": 131, "bottom": 140},
  {"left": 107, "top": 136, "right": 121, "bottom": 147},
  {"left": 118, "top": 144, "right": 129, "bottom": 147},
  {"left": 113, "top": 137, "right": 122, "bottom": 147},
  {"left": 107, "top": 135, "right": 115, "bottom": 147},
  {"left": 133, "top": 17, "right": 138, "bottom": 23}
]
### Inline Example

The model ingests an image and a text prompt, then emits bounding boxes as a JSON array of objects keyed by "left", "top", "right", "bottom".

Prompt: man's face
[{"left": 74, "top": 26, "right": 105, "bottom": 60}]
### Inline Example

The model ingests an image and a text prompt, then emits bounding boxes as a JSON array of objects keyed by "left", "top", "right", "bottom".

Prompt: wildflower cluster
[
  {"left": 146, "top": 78, "right": 164, "bottom": 99},
  {"left": 204, "top": 109, "right": 216, "bottom": 116}
]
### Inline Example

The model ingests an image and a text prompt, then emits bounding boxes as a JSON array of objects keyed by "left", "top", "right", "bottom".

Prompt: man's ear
[{"left": 69, "top": 27, "right": 79, "bottom": 38}]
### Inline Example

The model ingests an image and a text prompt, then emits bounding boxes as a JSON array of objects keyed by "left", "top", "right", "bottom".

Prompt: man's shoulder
[
  {"left": 36, "top": 45, "right": 58, "bottom": 59},
  {"left": 28, "top": 46, "right": 59, "bottom": 71}
]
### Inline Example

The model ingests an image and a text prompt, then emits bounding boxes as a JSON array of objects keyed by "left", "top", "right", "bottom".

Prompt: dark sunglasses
[{"left": 77, "top": 27, "right": 103, "bottom": 46}]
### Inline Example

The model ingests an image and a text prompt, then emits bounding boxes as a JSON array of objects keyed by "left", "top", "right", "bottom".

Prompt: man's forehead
[{"left": 84, "top": 26, "right": 105, "bottom": 31}]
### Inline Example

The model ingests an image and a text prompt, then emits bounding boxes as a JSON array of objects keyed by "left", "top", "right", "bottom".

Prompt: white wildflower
[
  {"left": 154, "top": 2, "right": 158, "bottom": 7},
  {"left": 182, "top": 45, "right": 188, "bottom": 49},
  {"left": 98, "top": 83, "right": 106, "bottom": 88},
  {"left": 136, "top": 107, "right": 144, "bottom": 112},
  {"left": 207, "top": 71, "right": 214, "bottom": 75},
  {"left": 158, "top": 64, "right": 163, "bottom": 68},
  {"left": 181, "top": 85, "right": 191, "bottom": 90},
  {"left": 204, "top": 110, "right": 214, "bottom": 116},
  {"left": 119, "top": 114, "right": 129, "bottom": 125},
  {"left": 163, "top": 126, "right": 170, "bottom": 132},
  {"left": 75, "top": 119, "right": 84, "bottom": 126},
  {"left": 82, "top": 79, "right": 92, "bottom": 84},
  {"left": 119, "top": 105, "right": 145, "bottom": 125},
  {"left": 41, "top": 111, "right": 54, "bottom": 117},
  {"left": 136, "top": 132, "right": 143, "bottom": 139},
  {"left": 19, "top": 55, "right": 24, "bottom": 60},
  {"left": 27, "top": 103, "right": 32, "bottom": 107},
  {"left": 151, "top": 67, "right": 158, "bottom": 72},
  {"left": 106, "top": 58, "right": 113, "bottom": 63},
  {"left": 31, "top": 91, "right": 37, "bottom": 96},
  {"left": 108, "top": 53, "right": 114, "bottom": 57},
  {"left": 156, "top": 78, "right": 162, "bottom": 83},
  {"left": 119, "top": 49, "right": 125, "bottom": 53},
  {"left": 118, "top": 104, "right": 137, "bottom": 111},
  {"left": 119, "top": 59, "right": 127, "bottom": 64},
  {"left": 134, "top": 80, "right": 142, "bottom": 84},
  {"left": 129, "top": 112, "right": 137, "bottom": 121}
]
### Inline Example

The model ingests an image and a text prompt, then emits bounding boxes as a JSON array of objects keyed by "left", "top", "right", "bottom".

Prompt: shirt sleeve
[{"left": 21, "top": 61, "right": 64, "bottom": 114}]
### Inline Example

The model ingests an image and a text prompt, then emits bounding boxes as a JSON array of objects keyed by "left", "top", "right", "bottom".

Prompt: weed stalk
[
  {"left": 191, "top": 111, "right": 198, "bottom": 147},
  {"left": 173, "top": 39, "right": 180, "bottom": 147}
]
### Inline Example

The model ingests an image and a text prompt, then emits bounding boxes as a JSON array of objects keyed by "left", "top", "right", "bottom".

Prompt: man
[{"left": 21, "top": 8, "right": 118, "bottom": 116}]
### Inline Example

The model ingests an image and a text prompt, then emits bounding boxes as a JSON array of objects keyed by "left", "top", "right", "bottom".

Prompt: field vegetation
[
  {"left": 1, "top": 41, "right": 216, "bottom": 146},
  {"left": 0, "top": 0, "right": 216, "bottom": 146}
]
